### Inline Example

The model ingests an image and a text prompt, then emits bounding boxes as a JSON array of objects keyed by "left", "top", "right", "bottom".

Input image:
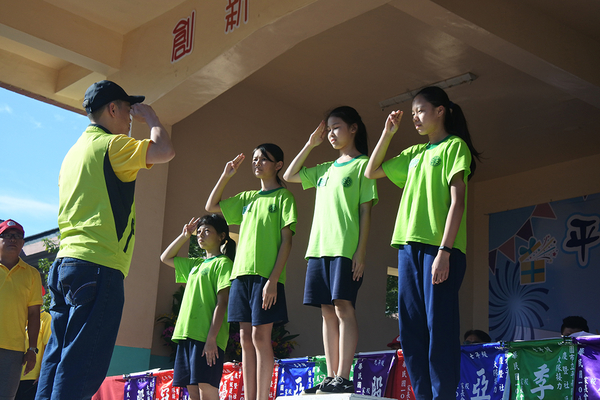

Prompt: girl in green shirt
[{"left": 160, "top": 214, "right": 235, "bottom": 400}]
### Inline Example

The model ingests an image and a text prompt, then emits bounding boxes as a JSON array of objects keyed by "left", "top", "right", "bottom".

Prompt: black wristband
[{"left": 439, "top": 246, "right": 453, "bottom": 254}]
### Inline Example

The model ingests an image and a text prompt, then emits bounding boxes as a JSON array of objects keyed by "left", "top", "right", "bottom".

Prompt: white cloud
[
  {"left": 29, "top": 117, "right": 43, "bottom": 128},
  {"left": 0, "top": 195, "right": 57, "bottom": 216},
  {"left": 0, "top": 103, "right": 13, "bottom": 114}
]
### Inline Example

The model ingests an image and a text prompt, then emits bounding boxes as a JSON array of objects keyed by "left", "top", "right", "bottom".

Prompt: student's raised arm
[
  {"left": 206, "top": 154, "right": 245, "bottom": 213},
  {"left": 160, "top": 217, "right": 200, "bottom": 268},
  {"left": 283, "top": 121, "right": 327, "bottom": 183},
  {"left": 131, "top": 103, "right": 176, "bottom": 165},
  {"left": 365, "top": 110, "right": 402, "bottom": 179}
]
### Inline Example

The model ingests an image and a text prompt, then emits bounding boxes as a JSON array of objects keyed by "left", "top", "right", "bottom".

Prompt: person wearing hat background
[
  {"left": 0, "top": 219, "right": 43, "bottom": 400},
  {"left": 35, "top": 81, "right": 175, "bottom": 400}
]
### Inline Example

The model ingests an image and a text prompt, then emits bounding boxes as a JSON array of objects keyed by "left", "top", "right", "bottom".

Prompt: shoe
[
  {"left": 316, "top": 376, "right": 354, "bottom": 394},
  {"left": 302, "top": 376, "right": 334, "bottom": 395}
]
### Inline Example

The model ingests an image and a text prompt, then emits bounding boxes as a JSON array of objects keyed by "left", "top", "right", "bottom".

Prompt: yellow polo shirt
[{"left": 0, "top": 258, "right": 43, "bottom": 352}]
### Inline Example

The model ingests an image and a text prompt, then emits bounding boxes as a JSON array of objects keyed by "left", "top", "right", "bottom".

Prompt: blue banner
[
  {"left": 277, "top": 357, "right": 315, "bottom": 396},
  {"left": 457, "top": 343, "right": 508, "bottom": 400}
]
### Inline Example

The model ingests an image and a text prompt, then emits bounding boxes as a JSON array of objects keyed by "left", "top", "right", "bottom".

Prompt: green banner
[
  {"left": 311, "top": 355, "right": 356, "bottom": 384},
  {"left": 507, "top": 338, "right": 576, "bottom": 399}
]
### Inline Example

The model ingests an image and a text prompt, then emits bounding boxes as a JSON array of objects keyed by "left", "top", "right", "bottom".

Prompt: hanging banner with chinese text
[
  {"left": 574, "top": 336, "right": 600, "bottom": 400},
  {"left": 489, "top": 193, "right": 600, "bottom": 341},
  {"left": 457, "top": 343, "right": 508, "bottom": 400},
  {"left": 354, "top": 351, "right": 396, "bottom": 396},
  {"left": 507, "top": 338, "right": 576, "bottom": 400},
  {"left": 384, "top": 350, "right": 415, "bottom": 400},
  {"left": 277, "top": 357, "right": 314, "bottom": 397},
  {"left": 124, "top": 376, "right": 156, "bottom": 400},
  {"left": 219, "top": 361, "right": 279, "bottom": 400}
]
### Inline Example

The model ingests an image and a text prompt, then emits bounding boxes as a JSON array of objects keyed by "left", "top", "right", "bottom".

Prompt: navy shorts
[
  {"left": 173, "top": 338, "right": 225, "bottom": 388},
  {"left": 228, "top": 275, "right": 288, "bottom": 325},
  {"left": 303, "top": 256, "right": 362, "bottom": 308}
]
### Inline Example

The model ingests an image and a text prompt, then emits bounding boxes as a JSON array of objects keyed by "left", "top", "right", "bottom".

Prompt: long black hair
[
  {"left": 253, "top": 143, "right": 285, "bottom": 187},
  {"left": 326, "top": 106, "right": 369, "bottom": 156},
  {"left": 414, "top": 86, "right": 481, "bottom": 179},
  {"left": 197, "top": 214, "right": 236, "bottom": 261}
]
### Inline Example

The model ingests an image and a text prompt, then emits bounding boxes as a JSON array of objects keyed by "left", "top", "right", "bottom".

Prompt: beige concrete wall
[
  {"left": 153, "top": 83, "right": 402, "bottom": 358},
  {"left": 154, "top": 73, "right": 600, "bottom": 356},
  {"left": 116, "top": 122, "right": 173, "bottom": 350}
]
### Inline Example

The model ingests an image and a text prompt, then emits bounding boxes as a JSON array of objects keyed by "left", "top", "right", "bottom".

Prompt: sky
[{"left": 0, "top": 87, "right": 88, "bottom": 237}]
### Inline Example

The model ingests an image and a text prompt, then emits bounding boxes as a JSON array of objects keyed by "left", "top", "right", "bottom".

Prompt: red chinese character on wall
[
  {"left": 225, "top": 0, "right": 249, "bottom": 34},
  {"left": 171, "top": 10, "right": 195, "bottom": 63}
]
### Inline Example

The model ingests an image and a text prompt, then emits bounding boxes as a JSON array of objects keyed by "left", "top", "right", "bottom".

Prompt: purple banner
[
  {"left": 575, "top": 336, "right": 600, "bottom": 400},
  {"left": 124, "top": 376, "right": 156, "bottom": 400},
  {"left": 354, "top": 351, "right": 396, "bottom": 396}
]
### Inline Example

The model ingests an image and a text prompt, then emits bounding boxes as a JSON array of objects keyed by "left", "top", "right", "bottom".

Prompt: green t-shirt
[
  {"left": 300, "top": 155, "right": 378, "bottom": 259},
  {"left": 172, "top": 255, "right": 233, "bottom": 350},
  {"left": 382, "top": 135, "right": 471, "bottom": 253},
  {"left": 220, "top": 187, "right": 297, "bottom": 284}
]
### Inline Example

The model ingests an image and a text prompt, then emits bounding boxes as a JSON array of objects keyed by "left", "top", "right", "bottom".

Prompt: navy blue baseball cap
[{"left": 82, "top": 80, "right": 145, "bottom": 113}]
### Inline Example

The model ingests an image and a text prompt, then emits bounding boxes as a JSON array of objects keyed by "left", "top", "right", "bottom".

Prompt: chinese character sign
[
  {"left": 354, "top": 352, "right": 396, "bottom": 396},
  {"left": 489, "top": 193, "right": 600, "bottom": 341},
  {"left": 154, "top": 370, "right": 181, "bottom": 400},
  {"left": 574, "top": 336, "right": 600, "bottom": 400},
  {"left": 172, "top": 10, "right": 195, "bottom": 63},
  {"left": 384, "top": 350, "right": 415, "bottom": 400},
  {"left": 457, "top": 343, "right": 507, "bottom": 400},
  {"left": 225, "top": 0, "right": 249, "bottom": 33},
  {"left": 507, "top": 339, "right": 576, "bottom": 400},
  {"left": 277, "top": 358, "right": 314, "bottom": 397},
  {"left": 124, "top": 376, "right": 155, "bottom": 400},
  {"left": 219, "top": 361, "right": 279, "bottom": 400}
]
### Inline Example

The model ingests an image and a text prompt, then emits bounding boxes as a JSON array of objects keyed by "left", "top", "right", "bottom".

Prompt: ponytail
[
  {"left": 222, "top": 235, "right": 236, "bottom": 262},
  {"left": 414, "top": 87, "right": 481, "bottom": 179}
]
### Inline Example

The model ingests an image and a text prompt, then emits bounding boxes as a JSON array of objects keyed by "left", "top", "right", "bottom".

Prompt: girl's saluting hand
[
  {"left": 308, "top": 120, "right": 327, "bottom": 148},
  {"left": 223, "top": 153, "right": 245, "bottom": 177},
  {"left": 384, "top": 110, "right": 403, "bottom": 136}
]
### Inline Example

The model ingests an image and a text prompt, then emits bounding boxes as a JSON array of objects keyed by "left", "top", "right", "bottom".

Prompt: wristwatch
[
  {"left": 28, "top": 347, "right": 39, "bottom": 354},
  {"left": 439, "top": 246, "right": 453, "bottom": 254}
]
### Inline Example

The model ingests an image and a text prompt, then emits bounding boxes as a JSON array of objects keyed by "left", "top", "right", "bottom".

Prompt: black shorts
[
  {"left": 173, "top": 338, "right": 225, "bottom": 388},
  {"left": 303, "top": 256, "right": 362, "bottom": 308},
  {"left": 228, "top": 275, "right": 288, "bottom": 325}
]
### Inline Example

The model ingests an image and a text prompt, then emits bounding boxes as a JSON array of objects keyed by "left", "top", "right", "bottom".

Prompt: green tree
[{"left": 37, "top": 237, "right": 60, "bottom": 312}]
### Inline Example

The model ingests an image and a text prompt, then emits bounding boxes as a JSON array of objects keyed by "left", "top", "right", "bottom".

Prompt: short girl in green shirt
[
  {"left": 365, "top": 86, "right": 481, "bottom": 400},
  {"left": 160, "top": 214, "right": 235, "bottom": 400},
  {"left": 284, "top": 106, "right": 377, "bottom": 394},
  {"left": 206, "top": 143, "right": 297, "bottom": 400}
]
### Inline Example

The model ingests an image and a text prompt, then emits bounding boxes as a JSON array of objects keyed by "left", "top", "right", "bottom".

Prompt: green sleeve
[
  {"left": 220, "top": 192, "right": 247, "bottom": 226},
  {"left": 174, "top": 257, "right": 203, "bottom": 283}
]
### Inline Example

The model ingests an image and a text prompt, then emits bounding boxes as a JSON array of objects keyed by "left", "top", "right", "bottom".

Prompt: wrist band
[{"left": 439, "top": 246, "right": 452, "bottom": 254}]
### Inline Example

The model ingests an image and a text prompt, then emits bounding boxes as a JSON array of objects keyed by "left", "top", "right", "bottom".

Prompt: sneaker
[
  {"left": 302, "top": 376, "right": 334, "bottom": 395},
  {"left": 316, "top": 376, "right": 354, "bottom": 394}
]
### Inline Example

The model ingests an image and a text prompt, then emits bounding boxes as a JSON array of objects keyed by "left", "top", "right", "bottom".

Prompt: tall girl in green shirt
[
  {"left": 206, "top": 143, "right": 297, "bottom": 400},
  {"left": 284, "top": 106, "right": 377, "bottom": 394}
]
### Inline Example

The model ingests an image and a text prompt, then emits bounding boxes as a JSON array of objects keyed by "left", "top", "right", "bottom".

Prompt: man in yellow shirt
[
  {"left": 35, "top": 81, "right": 176, "bottom": 400},
  {"left": 0, "top": 219, "right": 43, "bottom": 400}
]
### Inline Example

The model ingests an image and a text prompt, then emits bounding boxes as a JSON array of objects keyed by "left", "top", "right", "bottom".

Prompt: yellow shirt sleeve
[{"left": 108, "top": 135, "right": 153, "bottom": 182}]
